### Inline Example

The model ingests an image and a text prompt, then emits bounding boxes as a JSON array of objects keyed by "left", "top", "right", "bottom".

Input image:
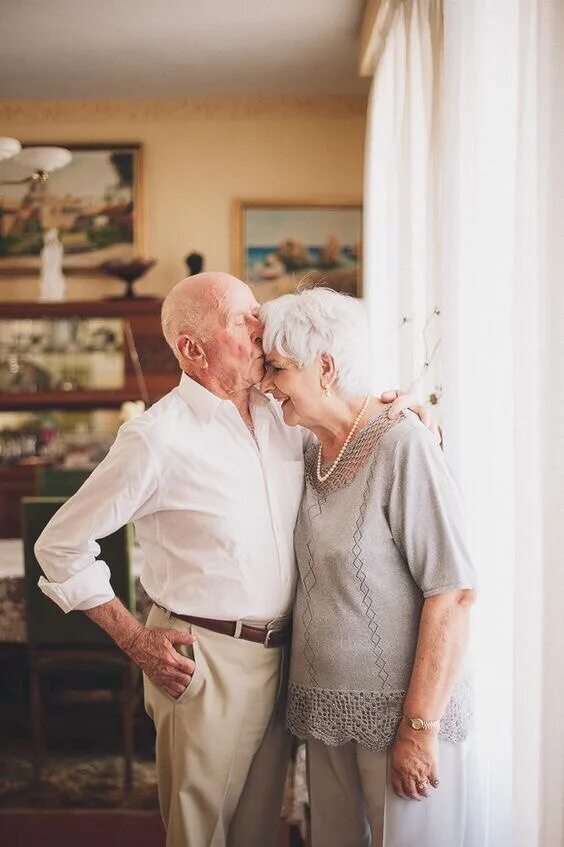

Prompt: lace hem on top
[{"left": 287, "top": 682, "right": 473, "bottom": 752}]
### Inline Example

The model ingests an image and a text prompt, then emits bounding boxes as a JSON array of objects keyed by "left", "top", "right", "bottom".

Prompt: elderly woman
[{"left": 260, "top": 288, "right": 477, "bottom": 847}]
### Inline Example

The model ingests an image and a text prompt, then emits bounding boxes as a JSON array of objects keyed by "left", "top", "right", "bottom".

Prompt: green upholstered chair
[
  {"left": 21, "top": 496, "right": 137, "bottom": 789},
  {"left": 35, "top": 467, "right": 92, "bottom": 497}
]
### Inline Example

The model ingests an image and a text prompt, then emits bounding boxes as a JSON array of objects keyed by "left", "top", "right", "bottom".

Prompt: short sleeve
[{"left": 387, "top": 423, "right": 477, "bottom": 597}]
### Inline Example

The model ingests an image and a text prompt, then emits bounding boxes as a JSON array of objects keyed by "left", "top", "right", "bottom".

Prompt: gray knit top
[{"left": 287, "top": 411, "right": 476, "bottom": 752}]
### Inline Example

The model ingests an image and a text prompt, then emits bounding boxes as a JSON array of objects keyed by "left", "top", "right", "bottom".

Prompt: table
[{"left": 0, "top": 539, "right": 152, "bottom": 642}]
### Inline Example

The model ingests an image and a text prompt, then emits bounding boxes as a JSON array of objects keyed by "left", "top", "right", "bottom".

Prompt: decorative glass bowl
[{"left": 98, "top": 258, "right": 156, "bottom": 299}]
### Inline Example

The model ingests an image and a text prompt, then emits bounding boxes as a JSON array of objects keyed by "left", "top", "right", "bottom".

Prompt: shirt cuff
[{"left": 38, "top": 561, "right": 115, "bottom": 613}]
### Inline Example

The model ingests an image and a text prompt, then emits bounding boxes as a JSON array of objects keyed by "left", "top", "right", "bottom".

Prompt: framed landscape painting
[
  {"left": 233, "top": 201, "right": 362, "bottom": 302},
  {"left": 0, "top": 143, "right": 144, "bottom": 274}
]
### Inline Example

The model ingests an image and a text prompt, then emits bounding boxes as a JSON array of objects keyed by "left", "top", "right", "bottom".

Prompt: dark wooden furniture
[
  {"left": 0, "top": 464, "right": 37, "bottom": 538},
  {"left": 35, "top": 466, "right": 92, "bottom": 496},
  {"left": 21, "top": 496, "right": 137, "bottom": 790}
]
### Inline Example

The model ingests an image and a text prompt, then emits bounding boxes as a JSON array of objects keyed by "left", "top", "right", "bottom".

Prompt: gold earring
[{"left": 324, "top": 386, "right": 332, "bottom": 399}]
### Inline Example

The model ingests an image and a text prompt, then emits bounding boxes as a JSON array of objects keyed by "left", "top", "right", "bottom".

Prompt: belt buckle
[
  {"left": 264, "top": 616, "right": 289, "bottom": 647},
  {"left": 264, "top": 621, "right": 287, "bottom": 647}
]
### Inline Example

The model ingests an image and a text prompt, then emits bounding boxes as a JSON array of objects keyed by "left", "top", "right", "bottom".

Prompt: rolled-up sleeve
[
  {"left": 36, "top": 423, "right": 159, "bottom": 613},
  {"left": 387, "top": 424, "right": 477, "bottom": 597}
]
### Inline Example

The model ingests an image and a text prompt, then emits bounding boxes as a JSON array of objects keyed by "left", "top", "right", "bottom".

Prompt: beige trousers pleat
[
  {"left": 307, "top": 737, "right": 476, "bottom": 847},
  {"left": 143, "top": 604, "right": 291, "bottom": 847}
]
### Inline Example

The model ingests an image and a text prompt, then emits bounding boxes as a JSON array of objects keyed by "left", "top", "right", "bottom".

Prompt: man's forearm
[
  {"left": 402, "top": 589, "right": 475, "bottom": 720},
  {"left": 85, "top": 597, "right": 144, "bottom": 655}
]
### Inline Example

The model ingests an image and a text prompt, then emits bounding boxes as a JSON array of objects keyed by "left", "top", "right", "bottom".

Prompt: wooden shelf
[
  {"left": 0, "top": 299, "right": 162, "bottom": 319},
  {"left": 0, "top": 389, "right": 155, "bottom": 411}
]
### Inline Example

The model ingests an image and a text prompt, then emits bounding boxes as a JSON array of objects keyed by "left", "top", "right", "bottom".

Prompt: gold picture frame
[
  {"left": 233, "top": 199, "right": 363, "bottom": 302},
  {"left": 0, "top": 142, "right": 145, "bottom": 276}
]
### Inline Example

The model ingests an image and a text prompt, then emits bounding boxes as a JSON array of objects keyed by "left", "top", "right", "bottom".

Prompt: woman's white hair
[{"left": 259, "top": 287, "right": 371, "bottom": 397}]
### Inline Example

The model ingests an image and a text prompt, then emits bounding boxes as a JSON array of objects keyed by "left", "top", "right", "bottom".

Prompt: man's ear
[
  {"left": 319, "top": 352, "right": 337, "bottom": 389},
  {"left": 175, "top": 334, "right": 208, "bottom": 370}
]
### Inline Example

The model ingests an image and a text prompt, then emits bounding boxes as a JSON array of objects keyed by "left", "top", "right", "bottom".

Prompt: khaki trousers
[
  {"left": 307, "top": 737, "right": 475, "bottom": 847},
  {"left": 143, "top": 604, "right": 292, "bottom": 847}
]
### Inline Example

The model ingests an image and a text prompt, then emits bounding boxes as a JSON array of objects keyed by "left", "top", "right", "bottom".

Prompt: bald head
[
  {"left": 161, "top": 271, "right": 264, "bottom": 394},
  {"left": 161, "top": 272, "right": 252, "bottom": 356}
]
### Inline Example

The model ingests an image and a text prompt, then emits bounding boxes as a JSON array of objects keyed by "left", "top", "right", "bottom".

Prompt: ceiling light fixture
[{"left": 0, "top": 137, "right": 72, "bottom": 185}]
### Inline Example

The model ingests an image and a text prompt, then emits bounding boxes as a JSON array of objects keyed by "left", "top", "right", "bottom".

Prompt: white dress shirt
[{"left": 36, "top": 373, "right": 305, "bottom": 622}]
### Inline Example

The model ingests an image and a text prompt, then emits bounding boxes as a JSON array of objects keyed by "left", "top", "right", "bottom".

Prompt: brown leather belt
[{"left": 171, "top": 612, "right": 291, "bottom": 648}]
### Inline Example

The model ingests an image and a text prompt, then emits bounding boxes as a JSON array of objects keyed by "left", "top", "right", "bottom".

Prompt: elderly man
[{"left": 35, "top": 272, "right": 435, "bottom": 847}]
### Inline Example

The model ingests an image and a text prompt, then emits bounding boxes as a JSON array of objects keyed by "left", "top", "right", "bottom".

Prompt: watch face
[{"left": 412, "top": 718, "right": 424, "bottom": 730}]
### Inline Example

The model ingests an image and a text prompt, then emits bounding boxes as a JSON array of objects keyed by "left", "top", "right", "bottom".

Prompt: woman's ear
[
  {"left": 319, "top": 352, "right": 337, "bottom": 390},
  {"left": 176, "top": 334, "right": 208, "bottom": 370}
]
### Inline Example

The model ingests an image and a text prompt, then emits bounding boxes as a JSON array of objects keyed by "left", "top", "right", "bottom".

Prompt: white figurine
[{"left": 39, "top": 227, "right": 66, "bottom": 301}]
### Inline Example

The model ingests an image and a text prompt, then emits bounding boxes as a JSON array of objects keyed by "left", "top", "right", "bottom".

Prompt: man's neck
[
  {"left": 229, "top": 389, "right": 253, "bottom": 421},
  {"left": 184, "top": 370, "right": 253, "bottom": 429}
]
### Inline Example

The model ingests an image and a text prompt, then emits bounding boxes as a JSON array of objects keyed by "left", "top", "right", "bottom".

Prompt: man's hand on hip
[
  {"left": 84, "top": 597, "right": 195, "bottom": 699},
  {"left": 126, "top": 625, "right": 196, "bottom": 699}
]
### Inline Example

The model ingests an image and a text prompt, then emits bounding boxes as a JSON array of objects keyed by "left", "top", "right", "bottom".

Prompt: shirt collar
[
  {"left": 177, "top": 372, "right": 272, "bottom": 424},
  {"left": 177, "top": 372, "right": 225, "bottom": 423}
]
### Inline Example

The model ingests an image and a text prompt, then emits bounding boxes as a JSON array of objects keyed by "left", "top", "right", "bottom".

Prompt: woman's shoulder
[{"left": 375, "top": 410, "right": 440, "bottom": 462}]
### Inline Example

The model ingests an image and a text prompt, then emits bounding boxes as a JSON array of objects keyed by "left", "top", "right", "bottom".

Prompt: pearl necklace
[{"left": 316, "top": 395, "right": 371, "bottom": 483}]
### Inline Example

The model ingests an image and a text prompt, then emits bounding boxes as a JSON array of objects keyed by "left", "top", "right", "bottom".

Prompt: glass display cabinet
[
  {"left": 0, "top": 300, "right": 177, "bottom": 409},
  {"left": 0, "top": 316, "right": 125, "bottom": 394},
  {"left": 0, "top": 299, "right": 178, "bottom": 536}
]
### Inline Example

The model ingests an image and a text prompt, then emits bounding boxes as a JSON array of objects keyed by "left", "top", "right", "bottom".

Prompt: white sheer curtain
[
  {"left": 538, "top": 1, "right": 564, "bottom": 843},
  {"left": 363, "top": 0, "right": 557, "bottom": 844},
  {"left": 440, "top": 1, "right": 541, "bottom": 844},
  {"left": 363, "top": 0, "right": 443, "bottom": 401}
]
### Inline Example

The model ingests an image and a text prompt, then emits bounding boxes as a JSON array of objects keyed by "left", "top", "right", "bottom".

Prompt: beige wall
[{"left": 0, "top": 97, "right": 366, "bottom": 302}]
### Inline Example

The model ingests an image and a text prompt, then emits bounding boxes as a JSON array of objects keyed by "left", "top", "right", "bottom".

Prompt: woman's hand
[{"left": 390, "top": 725, "right": 440, "bottom": 801}]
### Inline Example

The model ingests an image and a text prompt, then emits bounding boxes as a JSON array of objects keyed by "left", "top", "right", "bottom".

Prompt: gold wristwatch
[{"left": 403, "top": 715, "right": 441, "bottom": 731}]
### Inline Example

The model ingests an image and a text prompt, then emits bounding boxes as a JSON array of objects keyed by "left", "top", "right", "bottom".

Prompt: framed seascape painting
[
  {"left": 0, "top": 143, "right": 144, "bottom": 274},
  {"left": 233, "top": 201, "right": 362, "bottom": 302}
]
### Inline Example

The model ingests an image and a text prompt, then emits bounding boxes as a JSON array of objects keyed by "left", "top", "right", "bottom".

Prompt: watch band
[{"left": 403, "top": 714, "right": 441, "bottom": 731}]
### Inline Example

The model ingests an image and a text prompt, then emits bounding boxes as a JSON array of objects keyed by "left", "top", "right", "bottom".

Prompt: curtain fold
[
  {"left": 363, "top": 0, "right": 443, "bottom": 401},
  {"left": 363, "top": 0, "right": 550, "bottom": 843},
  {"left": 538, "top": 1, "right": 564, "bottom": 843},
  {"left": 441, "top": 1, "right": 528, "bottom": 843}
]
